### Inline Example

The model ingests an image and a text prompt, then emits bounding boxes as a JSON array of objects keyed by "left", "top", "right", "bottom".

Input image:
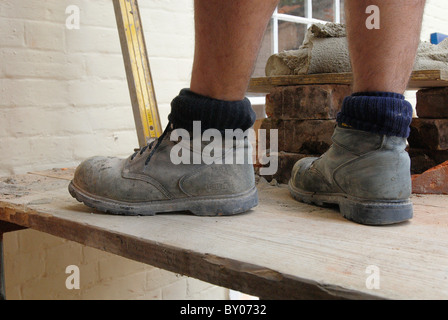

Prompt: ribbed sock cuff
[
  {"left": 168, "top": 89, "right": 256, "bottom": 132},
  {"left": 336, "top": 91, "right": 413, "bottom": 138}
]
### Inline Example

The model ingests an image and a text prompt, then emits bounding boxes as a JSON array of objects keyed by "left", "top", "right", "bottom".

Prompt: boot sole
[
  {"left": 68, "top": 181, "right": 258, "bottom": 216},
  {"left": 288, "top": 181, "right": 413, "bottom": 226}
]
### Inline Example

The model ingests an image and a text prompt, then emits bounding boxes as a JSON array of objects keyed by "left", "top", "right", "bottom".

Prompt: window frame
[
  {"left": 271, "top": 0, "right": 343, "bottom": 54},
  {"left": 248, "top": 0, "right": 344, "bottom": 105}
]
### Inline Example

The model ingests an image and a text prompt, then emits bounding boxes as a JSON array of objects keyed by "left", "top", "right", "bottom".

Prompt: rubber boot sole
[
  {"left": 288, "top": 181, "right": 413, "bottom": 226},
  {"left": 69, "top": 181, "right": 258, "bottom": 216}
]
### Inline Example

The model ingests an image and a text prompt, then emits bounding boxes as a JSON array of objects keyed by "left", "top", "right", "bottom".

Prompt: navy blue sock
[
  {"left": 336, "top": 92, "right": 413, "bottom": 138},
  {"left": 169, "top": 89, "right": 256, "bottom": 133}
]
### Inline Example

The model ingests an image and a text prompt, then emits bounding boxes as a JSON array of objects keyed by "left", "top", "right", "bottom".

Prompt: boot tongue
[{"left": 332, "top": 126, "right": 383, "bottom": 155}]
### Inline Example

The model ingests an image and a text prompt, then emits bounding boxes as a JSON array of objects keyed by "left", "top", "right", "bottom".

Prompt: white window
[
  {"left": 249, "top": 0, "right": 345, "bottom": 106},
  {"left": 252, "top": 0, "right": 345, "bottom": 78}
]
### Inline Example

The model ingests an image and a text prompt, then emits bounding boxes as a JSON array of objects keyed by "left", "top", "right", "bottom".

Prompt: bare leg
[
  {"left": 190, "top": 0, "right": 279, "bottom": 101},
  {"left": 345, "top": 0, "right": 426, "bottom": 94},
  {"left": 289, "top": 1, "right": 426, "bottom": 225}
]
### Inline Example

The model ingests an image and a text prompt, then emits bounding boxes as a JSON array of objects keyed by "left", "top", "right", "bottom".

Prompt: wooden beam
[
  {"left": 1, "top": 169, "right": 448, "bottom": 299},
  {"left": 248, "top": 69, "right": 448, "bottom": 93}
]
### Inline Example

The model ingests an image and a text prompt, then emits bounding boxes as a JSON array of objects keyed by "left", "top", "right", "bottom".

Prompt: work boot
[
  {"left": 69, "top": 122, "right": 258, "bottom": 216},
  {"left": 288, "top": 125, "right": 413, "bottom": 225}
]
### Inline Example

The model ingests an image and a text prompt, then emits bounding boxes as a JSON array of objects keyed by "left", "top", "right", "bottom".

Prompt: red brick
[
  {"left": 412, "top": 160, "right": 448, "bottom": 194},
  {"left": 265, "top": 85, "right": 351, "bottom": 120},
  {"left": 416, "top": 88, "right": 448, "bottom": 118},
  {"left": 408, "top": 118, "right": 448, "bottom": 150},
  {"left": 260, "top": 118, "right": 336, "bottom": 155},
  {"left": 408, "top": 148, "right": 448, "bottom": 174}
]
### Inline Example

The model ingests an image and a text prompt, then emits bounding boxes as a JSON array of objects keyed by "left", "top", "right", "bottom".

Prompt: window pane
[
  {"left": 278, "top": 21, "right": 307, "bottom": 52},
  {"left": 313, "top": 0, "right": 336, "bottom": 22},
  {"left": 278, "top": 0, "right": 305, "bottom": 17},
  {"left": 340, "top": 0, "right": 346, "bottom": 24},
  {"left": 252, "top": 20, "right": 273, "bottom": 77}
]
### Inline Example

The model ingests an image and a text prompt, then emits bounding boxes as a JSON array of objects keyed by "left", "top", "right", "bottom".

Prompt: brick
[
  {"left": 78, "top": 0, "right": 117, "bottom": 28},
  {"left": 45, "top": 242, "right": 83, "bottom": 275},
  {"left": 0, "top": 0, "right": 67, "bottom": 23},
  {"left": 18, "top": 229, "right": 66, "bottom": 254},
  {"left": 140, "top": 0, "right": 194, "bottom": 13},
  {"left": 186, "top": 277, "right": 220, "bottom": 296},
  {"left": 70, "top": 131, "right": 139, "bottom": 162},
  {"left": 80, "top": 271, "right": 148, "bottom": 300},
  {"left": 408, "top": 118, "right": 448, "bottom": 150},
  {"left": 135, "top": 288, "right": 162, "bottom": 300},
  {"left": 1, "top": 48, "right": 86, "bottom": 80},
  {"left": 408, "top": 148, "right": 448, "bottom": 174},
  {"left": 25, "top": 20, "right": 65, "bottom": 51},
  {"left": 187, "top": 285, "right": 229, "bottom": 300},
  {"left": 0, "top": 18, "right": 25, "bottom": 47},
  {"left": 65, "top": 26, "right": 121, "bottom": 54},
  {"left": 412, "top": 160, "right": 448, "bottom": 194},
  {"left": 85, "top": 54, "right": 126, "bottom": 79},
  {"left": 4, "top": 250, "right": 45, "bottom": 287},
  {"left": 265, "top": 85, "right": 351, "bottom": 120},
  {"left": 161, "top": 278, "right": 187, "bottom": 299},
  {"left": 67, "top": 79, "right": 130, "bottom": 107},
  {"left": 261, "top": 118, "right": 336, "bottom": 155},
  {"left": 416, "top": 88, "right": 448, "bottom": 118},
  {"left": 2, "top": 232, "right": 19, "bottom": 256},
  {"left": 0, "top": 136, "right": 75, "bottom": 176},
  {"left": 0, "top": 79, "right": 69, "bottom": 107},
  {"left": 20, "top": 271, "right": 81, "bottom": 300},
  {"left": 98, "top": 255, "right": 147, "bottom": 280},
  {"left": 259, "top": 152, "right": 319, "bottom": 184},
  {"left": 146, "top": 268, "right": 182, "bottom": 291}
]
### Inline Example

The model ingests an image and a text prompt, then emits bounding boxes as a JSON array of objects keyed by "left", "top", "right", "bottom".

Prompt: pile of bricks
[
  {"left": 259, "top": 84, "right": 352, "bottom": 184},
  {"left": 258, "top": 84, "right": 448, "bottom": 194},
  {"left": 408, "top": 87, "right": 448, "bottom": 194}
]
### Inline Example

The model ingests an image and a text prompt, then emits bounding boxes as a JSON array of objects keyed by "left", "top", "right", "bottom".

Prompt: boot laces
[{"left": 130, "top": 121, "right": 173, "bottom": 165}]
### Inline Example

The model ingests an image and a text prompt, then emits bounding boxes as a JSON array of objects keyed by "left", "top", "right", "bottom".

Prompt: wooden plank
[
  {"left": 248, "top": 69, "right": 448, "bottom": 93},
  {"left": 28, "top": 168, "right": 75, "bottom": 181},
  {"left": 1, "top": 170, "right": 448, "bottom": 299}
]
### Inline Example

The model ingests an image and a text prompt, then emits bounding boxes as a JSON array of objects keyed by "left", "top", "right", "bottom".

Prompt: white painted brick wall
[
  {"left": 0, "top": 0, "right": 194, "bottom": 177},
  {"left": 1, "top": 0, "right": 228, "bottom": 301},
  {"left": 3, "top": 229, "right": 228, "bottom": 300},
  {"left": 421, "top": 0, "right": 448, "bottom": 42}
]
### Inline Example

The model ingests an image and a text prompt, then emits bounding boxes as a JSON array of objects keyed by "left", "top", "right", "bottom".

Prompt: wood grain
[
  {"left": 248, "top": 70, "right": 448, "bottom": 93},
  {"left": 1, "top": 169, "right": 448, "bottom": 299}
]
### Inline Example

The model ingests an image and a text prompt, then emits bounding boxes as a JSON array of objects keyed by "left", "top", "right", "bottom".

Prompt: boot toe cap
[
  {"left": 290, "top": 157, "right": 318, "bottom": 185},
  {"left": 72, "top": 156, "right": 123, "bottom": 196}
]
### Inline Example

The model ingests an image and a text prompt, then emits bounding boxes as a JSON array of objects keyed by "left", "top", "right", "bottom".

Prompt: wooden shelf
[
  {"left": 1, "top": 169, "right": 448, "bottom": 299},
  {"left": 248, "top": 69, "right": 448, "bottom": 93}
]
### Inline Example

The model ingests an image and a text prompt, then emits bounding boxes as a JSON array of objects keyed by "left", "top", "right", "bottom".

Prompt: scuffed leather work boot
[
  {"left": 69, "top": 123, "right": 258, "bottom": 216},
  {"left": 288, "top": 126, "right": 413, "bottom": 225}
]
